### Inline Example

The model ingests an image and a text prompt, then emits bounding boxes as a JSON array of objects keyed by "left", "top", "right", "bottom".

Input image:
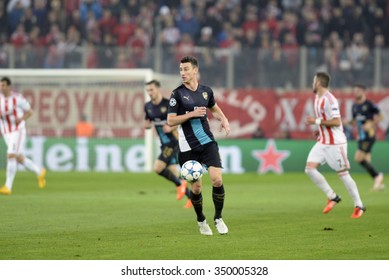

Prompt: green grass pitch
[{"left": 0, "top": 172, "right": 388, "bottom": 260}]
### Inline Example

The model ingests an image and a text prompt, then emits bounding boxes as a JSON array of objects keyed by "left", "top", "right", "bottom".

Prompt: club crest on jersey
[
  {"left": 202, "top": 92, "right": 208, "bottom": 100},
  {"left": 169, "top": 98, "right": 176, "bottom": 106},
  {"left": 161, "top": 106, "right": 167, "bottom": 113}
]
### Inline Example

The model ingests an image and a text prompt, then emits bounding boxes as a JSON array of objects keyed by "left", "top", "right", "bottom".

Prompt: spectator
[
  {"left": 79, "top": 0, "right": 103, "bottom": 22},
  {"left": 21, "top": 7, "right": 35, "bottom": 34},
  {"left": 99, "top": 8, "right": 117, "bottom": 37},
  {"left": 252, "top": 126, "right": 265, "bottom": 139},
  {"left": 10, "top": 24, "right": 28, "bottom": 48},
  {"left": 174, "top": 33, "right": 195, "bottom": 63},
  {"left": 33, "top": 0, "right": 48, "bottom": 35},
  {"left": 127, "top": 26, "right": 149, "bottom": 67},
  {"left": 176, "top": 7, "right": 200, "bottom": 38},
  {"left": 76, "top": 114, "right": 94, "bottom": 138},
  {"left": 98, "top": 33, "right": 116, "bottom": 68},
  {"left": 113, "top": 11, "right": 136, "bottom": 46},
  {"left": 7, "top": 0, "right": 27, "bottom": 35},
  {"left": 64, "top": 26, "right": 82, "bottom": 68}
]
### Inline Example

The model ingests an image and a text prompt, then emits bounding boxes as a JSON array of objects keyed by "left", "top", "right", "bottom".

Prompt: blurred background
[{"left": 0, "top": 0, "right": 388, "bottom": 173}]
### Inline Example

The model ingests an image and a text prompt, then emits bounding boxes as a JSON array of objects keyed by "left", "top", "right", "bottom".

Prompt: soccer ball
[{"left": 181, "top": 160, "right": 203, "bottom": 183}]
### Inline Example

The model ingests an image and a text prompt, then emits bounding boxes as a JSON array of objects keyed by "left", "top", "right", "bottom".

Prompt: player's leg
[
  {"left": 167, "top": 164, "right": 191, "bottom": 206},
  {"left": 355, "top": 140, "right": 383, "bottom": 190},
  {"left": 167, "top": 151, "right": 190, "bottom": 201},
  {"left": 179, "top": 150, "right": 211, "bottom": 235},
  {"left": 0, "top": 132, "right": 18, "bottom": 194},
  {"left": 305, "top": 143, "right": 340, "bottom": 213},
  {"left": 327, "top": 144, "right": 365, "bottom": 218},
  {"left": 154, "top": 146, "right": 184, "bottom": 193},
  {"left": 202, "top": 142, "right": 228, "bottom": 234},
  {"left": 15, "top": 129, "right": 46, "bottom": 188},
  {"left": 16, "top": 155, "right": 47, "bottom": 189}
]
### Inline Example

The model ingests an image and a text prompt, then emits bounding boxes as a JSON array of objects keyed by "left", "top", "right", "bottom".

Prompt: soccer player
[
  {"left": 167, "top": 56, "right": 230, "bottom": 235},
  {"left": 305, "top": 72, "right": 365, "bottom": 218},
  {"left": 144, "top": 79, "right": 192, "bottom": 208},
  {"left": 348, "top": 85, "right": 384, "bottom": 191},
  {"left": 0, "top": 77, "right": 46, "bottom": 195}
]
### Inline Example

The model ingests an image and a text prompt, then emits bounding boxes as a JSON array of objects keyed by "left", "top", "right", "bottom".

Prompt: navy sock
[
  {"left": 360, "top": 160, "right": 379, "bottom": 179},
  {"left": 158, "top": 168, "right": 181, "bottom": 186},
  {"left": 191, "top": 191, "right": 205, "bottom": 222},
  {"left": 212, "top": 185, "right": 225, "bottom": 220}
]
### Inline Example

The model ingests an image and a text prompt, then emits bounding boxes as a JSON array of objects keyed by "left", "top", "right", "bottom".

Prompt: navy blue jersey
[
  {"left": 167, "top": 84, "right": 216, "bottom": 151},
  {"left": 144, "top": 98, "right": 178, "bottom": 145},
  {"left": 352, "top": 99, "right": 380, "bottom": 140}
]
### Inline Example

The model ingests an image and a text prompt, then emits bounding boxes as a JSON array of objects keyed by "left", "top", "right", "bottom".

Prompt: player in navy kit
[
  {"left": 167, "top": 56, "right": 230, "bottom": 235},
  {"left": 348, "top": 85, "right": 384, "bottom": 191},
  {"left": 144, "top": 80, "right": 192, "bottom": 208}
]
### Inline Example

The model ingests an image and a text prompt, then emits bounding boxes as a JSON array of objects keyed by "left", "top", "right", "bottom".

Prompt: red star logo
[{"left": 252, "top": 140, "right": 290, "bottom": 174}]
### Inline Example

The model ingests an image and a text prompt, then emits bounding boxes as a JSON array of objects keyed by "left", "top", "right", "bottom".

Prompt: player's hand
[
  {"left": 15, "top": 118, "right": 22, "bottom": 125},
  {"left": 220, "top": 119, "right": 230, "bottom": 136},
  {"left": 192, "top": 107, "right": 207, "bottom": 118},
  {"left": 162, "top": 124, "right": 172, "bottom": 133},
  {"left": 305, "top": 116, "right": 316, "bottom": 125}
]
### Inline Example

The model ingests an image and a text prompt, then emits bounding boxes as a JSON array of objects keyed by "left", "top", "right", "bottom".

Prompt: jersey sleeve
[
  {"left": 207, "top": 88, "right": 216, "bottom": 108},
  {"left": 352, "top": 104, "right": 357, "bottom": 120},
  {"left": 144, "top": 104, "right": 151, "bottom": 121},
  {"left": 327, "top": 98, "right": 341, "bottom": 119},
  {"left": 18, "top": 96, "right": 31, "bottom": 112},
  {"left": 167, "top": 91, "right": 179, "bottom": 115},
  {"left": 369, "top": 101, "right": 380, "bottom": 115}
]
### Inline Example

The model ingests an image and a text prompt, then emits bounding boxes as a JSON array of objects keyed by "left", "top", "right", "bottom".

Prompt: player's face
[
  {"left": 146, "top": 84, "right": 160, "bottom": 101},
  {"left": 180, "top": 62, "right": 198, "bottom": 84},
  {"left": 312, "top": 76, "right": 318, "bottom": 93},
  {"left": 353, "top": 87, "right": 365, "bottom": 104},
  {"left": 0, "top": 81, "right": 7, "bottom": 93}
]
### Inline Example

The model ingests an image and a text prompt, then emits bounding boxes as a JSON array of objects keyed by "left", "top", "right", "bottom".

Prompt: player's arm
[
  {"left": 163, "top": 123, "right": 178, "bottom": 133},
  {"left": 343, "top": 118, "right": 355, "bottom": 126},
  {"left": 364, "top": 104, "right": 383, "bottom": 131},
  {"left": 209, "top": 104, "right": 230, "bottom": 136},
  {"left": 305, "top": 116, "right": 341, "bottom": 127},
  {"left": 144, "top": 119, "right": 152, "bottom": 129},
  {"left": 373, "top": 112, "right": 383, "bottom": 124},
  {"left": 16, "top": 109, "right": 33, "bottom": 125},
  {"left": 167, "top": 107, "right": 207, "bottom": 126}
]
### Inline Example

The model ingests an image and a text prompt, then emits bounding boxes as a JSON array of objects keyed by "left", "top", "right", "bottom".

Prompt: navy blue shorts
[
  {"left": 358, "top": 138, "right": 376, "bottom": 153},
  {"left": 178, "top": 141, "right": 223, "bottom": 169},
  {"left": 158, "top": 144, "right": 178, "bottom": 165}
]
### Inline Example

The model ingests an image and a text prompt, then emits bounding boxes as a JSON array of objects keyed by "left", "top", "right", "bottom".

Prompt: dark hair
[
  {"left": 315, "top": 72, "right": 331, "bottom": 88},
  {"left": 1, "top": 77, "right": 12, "bottom": 86},
  {"left": 180, "top": 56, "right": 198, "bottom": 68},
  {"left": 145, "top": 79, "right": 161, "bottom": 87},
  {"left": 353, "top": 84, "right": 366, "bottom": 90}
]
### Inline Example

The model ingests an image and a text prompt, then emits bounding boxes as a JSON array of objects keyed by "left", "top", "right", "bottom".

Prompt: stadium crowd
[{"left": 0, "top": 0, "right": 388, "bottom": 87}]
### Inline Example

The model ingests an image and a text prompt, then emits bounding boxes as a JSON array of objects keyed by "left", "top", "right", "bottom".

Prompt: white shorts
[
  {"left": 2, "top": 129, "right": 26, "bottom": 155},
  {"left": 307, "top": 142, "right": 350, "bottom": 172}
]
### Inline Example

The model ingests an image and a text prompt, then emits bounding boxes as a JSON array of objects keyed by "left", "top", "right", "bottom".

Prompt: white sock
[
  {"left": 338, "top": 171, "right": 363, "bottom": 207},
  {"left": 22, "top": 158, "right": 41, "bottom": 175},
  {"left": 6, "top": 158, "right": 17, "bottom": 190},
  {"left": 305, "top": 167, "right": 337, "bottom": 199}
]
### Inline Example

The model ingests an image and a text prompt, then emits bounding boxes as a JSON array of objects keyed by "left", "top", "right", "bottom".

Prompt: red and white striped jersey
[
  {"left": 0, "top": 91, "right": 31, "bottom": 134},
  {"left": 314, "top": 90, "right": 347, "bottom": 145}
]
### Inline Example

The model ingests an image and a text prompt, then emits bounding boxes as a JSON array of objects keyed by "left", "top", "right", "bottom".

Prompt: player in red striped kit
[
  {"left": 305, "top": 72, "right": 365, "bottom": 218},
  {"left": 0, "top": 77, "right": 46, "bottom": 195}
]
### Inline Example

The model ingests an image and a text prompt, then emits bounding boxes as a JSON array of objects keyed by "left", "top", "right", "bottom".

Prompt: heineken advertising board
[{"left": 1, "top": 137, "right": 387, "bottom": 174}]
